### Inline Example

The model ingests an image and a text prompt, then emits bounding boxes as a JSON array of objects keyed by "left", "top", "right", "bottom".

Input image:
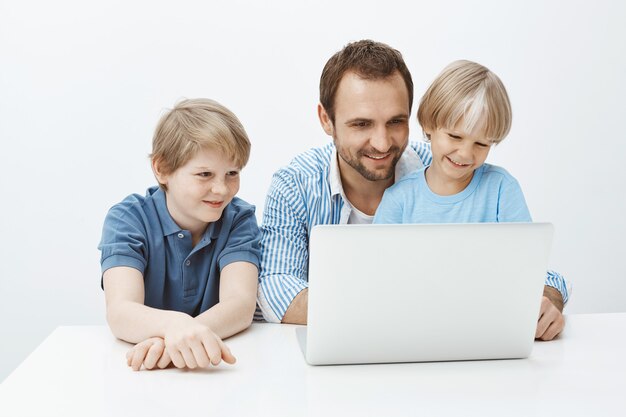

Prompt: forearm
[
  {"left": 106, "top": 301, "right": 189, "bottom": 344},
  {"left": 194, "top": 261, "right": 258, "bottom": 339},
  {"left": 281, "top": 289, "right": 308, "bottom": 325},
  {"left": 543, "top": 285, "right": 564, "bottom": 312},
  {"left": 195, "top": 297, "right": 256, "bottom": 339}
]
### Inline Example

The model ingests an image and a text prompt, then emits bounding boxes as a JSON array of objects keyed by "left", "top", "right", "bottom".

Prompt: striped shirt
[{"left": 257, "top": 141, "right": 568, "bottom": 322}]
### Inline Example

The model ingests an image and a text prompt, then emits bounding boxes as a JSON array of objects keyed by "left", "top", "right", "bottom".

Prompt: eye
[
  {"left": 350, "top": 121, "right": 370, "bottom": 128},
  {"left": 475, "top": 142, "right": 489, "bottom": 148},
  {"left": 388, "top": 119, "right": 405, "bottom": 126},
  {"left": 226, "top": 171, "right": 240, "bottom": 177},
  {"left": 447, "top": 133, "right": 462, "bottom": 140},
  {"left": 197, "top": 172, "right": 213, "bottom": 178}
]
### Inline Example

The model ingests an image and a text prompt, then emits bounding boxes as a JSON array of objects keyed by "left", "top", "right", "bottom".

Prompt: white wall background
[{"left": 1, "top": 0, "right": 624, "bottom": 381}]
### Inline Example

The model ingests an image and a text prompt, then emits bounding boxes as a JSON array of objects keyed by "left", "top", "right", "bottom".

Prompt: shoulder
[
  {"left": 223, "top": 196, "right": 257, "bottom": 220},
  {"left": 273, "top": 143, "right": 333, "bottom": 183},
  {"left": 384, "top": 168, "right": 425, "bottom": 202},
  {"left": 481, "top": 164, "right": 519, "bottom": 184},
  {"left": 478, "top": 164, "right": 525, "bottom": 196},
  {"left": 105, "top": 186, "right": 160, "bottom": 226},
  {"left": 407, "top": 140, "right": 432, "bottom": 166},
  {"left": 394, "top": 167, "right": 425, "bottom": 188},
  {"left": 268, "top": 144, "right": 334, "bottom": 204}
]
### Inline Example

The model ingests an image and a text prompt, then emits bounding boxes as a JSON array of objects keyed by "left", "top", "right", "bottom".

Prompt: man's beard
[{"left": 336, "top": 145, "right": 403, "bottom": 181}]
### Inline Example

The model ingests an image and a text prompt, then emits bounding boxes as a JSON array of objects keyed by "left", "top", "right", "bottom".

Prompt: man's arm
[
  {"left": 281, "top": 288, "right": 308, "bottom": 324},
  {"left": 536, "top": 285, "right": 565, "bottom": 341},
  {"left": 258, "top": 174, "right": 311, "bottom": 323}
]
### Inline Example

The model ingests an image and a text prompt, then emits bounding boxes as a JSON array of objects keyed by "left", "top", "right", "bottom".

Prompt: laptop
[{"left": 297, "top": 222, "right": 554, "bottom": 365}]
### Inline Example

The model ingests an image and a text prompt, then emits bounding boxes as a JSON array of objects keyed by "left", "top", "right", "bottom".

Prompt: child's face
[
  {"left": 156, "top": 147, "right": 241, "bottom": 236},
  {"left": 426, "top": 124, "right": 492, "bottom": 185}
]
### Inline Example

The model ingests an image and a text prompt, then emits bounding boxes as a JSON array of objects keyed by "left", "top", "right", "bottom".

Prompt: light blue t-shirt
[{"left": 374, "top": 164, "right": 531, "bottom": 224}]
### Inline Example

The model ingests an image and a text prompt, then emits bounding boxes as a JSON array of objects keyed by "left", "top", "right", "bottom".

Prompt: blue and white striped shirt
[{"left": 258, "top": 141, "right": 568, "bottom": 322}]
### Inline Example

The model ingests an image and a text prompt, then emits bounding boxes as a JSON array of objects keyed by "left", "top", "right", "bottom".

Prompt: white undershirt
[{"left": 347, "top": 204, "right": 374, "bottom": 224}]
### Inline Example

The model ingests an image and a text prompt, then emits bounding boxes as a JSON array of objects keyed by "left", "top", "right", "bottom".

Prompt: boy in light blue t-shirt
[{"left": 374, "top": 60, "right": 568, "bottom": 341}]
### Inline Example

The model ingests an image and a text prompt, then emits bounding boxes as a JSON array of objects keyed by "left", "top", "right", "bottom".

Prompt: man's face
[{"left": 319, "top": 71, "right": 410, "bottom": 182}]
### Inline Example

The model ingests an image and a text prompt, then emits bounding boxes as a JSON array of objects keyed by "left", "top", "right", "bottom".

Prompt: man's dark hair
[{"left": 319, "top": 39, "right": 414, "bottom": 123}]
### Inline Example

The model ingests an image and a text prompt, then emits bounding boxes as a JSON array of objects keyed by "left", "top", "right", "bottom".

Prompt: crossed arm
[{"left": 104, "top": 262, "right": 258, "bottom": 371}]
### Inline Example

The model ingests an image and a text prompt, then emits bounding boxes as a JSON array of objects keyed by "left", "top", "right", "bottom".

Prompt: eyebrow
[
  {"left": 194, "top": 166, "right": 240, "bottom": 171},
  {"left": 344, "top": 118, "right": 372, "bottom": 125},
  {"left": 344, "top": 114, "right": 409, "bottom": 125}
]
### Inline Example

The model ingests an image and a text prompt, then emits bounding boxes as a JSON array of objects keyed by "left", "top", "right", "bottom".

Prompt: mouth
[
  {"left": 363, "top": 152, "right": 391, "bottom": 161},
  {"left": 203, "top": 200, "right": 224, "bottom": 208},
  {"left": 446, "top": 156, "right": 471, "bottom": 168}
]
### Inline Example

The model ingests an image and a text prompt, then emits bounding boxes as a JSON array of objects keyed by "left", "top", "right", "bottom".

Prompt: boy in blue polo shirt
[
  {"left": 374, "top": 61, "right": 568, "bottom": 341},
  {"left": 99, "top": 98, "right": 260, "bottom": 370}
]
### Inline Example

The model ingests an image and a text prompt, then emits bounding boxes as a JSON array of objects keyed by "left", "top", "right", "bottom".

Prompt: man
[{"left": 257, "top": 40, "right": 567, "bottom": 341}]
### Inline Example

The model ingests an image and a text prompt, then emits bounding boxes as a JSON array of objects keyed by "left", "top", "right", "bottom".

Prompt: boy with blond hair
[
  {"left": 374, "top": 60, "right": 568, "bottom": 340},
  {"left": 99, "top": 98, "right": 260, "bottom": 370}
]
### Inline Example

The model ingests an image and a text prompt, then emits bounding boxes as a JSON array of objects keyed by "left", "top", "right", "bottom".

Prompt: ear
[
  {"left": 422, "top": 128, "right": 432, "bottom": 142},
  {"left": 317, "top": 103, "right": 334, "bottom": 136},
  {"left": 151, "top": 158, "right": 169, "bottom": 186}
]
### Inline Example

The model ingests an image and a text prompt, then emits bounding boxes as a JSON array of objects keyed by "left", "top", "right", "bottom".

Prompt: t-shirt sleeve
[
  {"left": 497, "top": 177, "right": 532, "bottom": 222},
  {"left": 98, "top": 203, "right": 148, "bottom": 275},
  {"left": 217, "top": 205, "right": 261, "bottom": 271}
]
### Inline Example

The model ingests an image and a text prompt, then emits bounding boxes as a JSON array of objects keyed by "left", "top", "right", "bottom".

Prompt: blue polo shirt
[{"left": 98, "top": 186, "right": 261, "bottom": 317}]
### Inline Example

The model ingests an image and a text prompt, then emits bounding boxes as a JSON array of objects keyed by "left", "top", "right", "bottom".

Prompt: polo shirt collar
[
  {"left": 152, "top": 186, "right": 219, "bottom": 240},
  {"left": 329, "top": 144, "right": 424, "bottom": 198}
]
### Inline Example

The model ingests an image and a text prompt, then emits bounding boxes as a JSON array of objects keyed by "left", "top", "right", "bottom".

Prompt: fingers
[
  {"left": 179, "top": 347, "right": 199, "bottom": 369},
  {"left": 163, "top": 326, "right": 237, "bottom": 369},
  {"left": 127, "top": 340, "right": 151, "bottom": 371},
  {"left": 200, "top": 334, "right": 223, "bottom": 366},
  {"left": 540, "top": 318, "right": 564, "bottom": 341},
  {"left": 535, "top": 296, "right": 565, "bottom": 340},
  {"left": 189, "top": 339, "right": 211, "bottom": 368},
  {"left": 217, "top": 338, "right": 237, "bottom": 364},
  {"left": 167, "top": 347, "right": 187, "bottom": 369},
  {"left": 157, "top": 348, "right": 172, "bottom": 369},
  {"left": 143, "top": 340, "right": 165, "bottom": 370}
]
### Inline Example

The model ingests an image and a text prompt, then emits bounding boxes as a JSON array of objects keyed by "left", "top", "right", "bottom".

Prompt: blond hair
[
  {"left": 417, "top": 60, "right": 512, "bottom": 143},
  {"left": 151, "top": 98, "right": 251, "bottom": 183}
]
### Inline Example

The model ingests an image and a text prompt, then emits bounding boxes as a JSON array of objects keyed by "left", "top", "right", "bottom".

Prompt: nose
[
  {"left": 457, "top": 141, "right": 474, "bottom": 160},
  {"left": 210, "top": 179, "right": 228, "bottom": 196},
  {"left": 369, "top": 125, "right": 392, "bottom": 153}
]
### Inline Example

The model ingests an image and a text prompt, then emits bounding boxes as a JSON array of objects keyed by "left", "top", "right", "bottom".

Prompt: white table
[{"left": 1, "top": 314, "right": 625, "bottom": 416}]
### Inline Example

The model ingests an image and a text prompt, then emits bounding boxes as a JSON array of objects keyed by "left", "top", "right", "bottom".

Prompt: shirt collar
[
  {"left": 329, "top": 144, "right": 425, "bottom": 198},
  {"left": 152, "top": 187, "right": 181, "bottom": 237},
  {"left": 152, "top": 186, "right": 219, "bottom": 239}
]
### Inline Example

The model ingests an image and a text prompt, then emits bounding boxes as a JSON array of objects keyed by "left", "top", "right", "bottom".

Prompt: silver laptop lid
[{"left": 305, "top": 223, "right": 553, "bottom": 365}]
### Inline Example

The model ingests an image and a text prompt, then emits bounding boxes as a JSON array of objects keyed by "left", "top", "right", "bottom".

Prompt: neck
[
  {"left": 338, "top": 158, "right": 394, "bottom": 216},
  {"left": 424, "top": 166, "right": 473, "bottom": 196}
]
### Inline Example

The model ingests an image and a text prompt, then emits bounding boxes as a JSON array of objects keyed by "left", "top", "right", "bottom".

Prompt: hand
[
  {"left": 535, "top": 286, "right": 565, "bottom": 341},
  {"left": 126, "top": 337, "right": 171, "bottom": 371},
  {"left": 163, "top": 317, "right": 236, "bottom": 369}
]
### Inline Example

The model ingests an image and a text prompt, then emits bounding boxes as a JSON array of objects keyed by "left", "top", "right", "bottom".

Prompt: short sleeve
[
  {"left": 217, "top": 205, "right": 261, "bottom": 271},
  {"left": 497, "top": 177, "right": 532, "bottom": 222},
  {"left": 98, "top": 203, "right": 149, "bottom": 275}
]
